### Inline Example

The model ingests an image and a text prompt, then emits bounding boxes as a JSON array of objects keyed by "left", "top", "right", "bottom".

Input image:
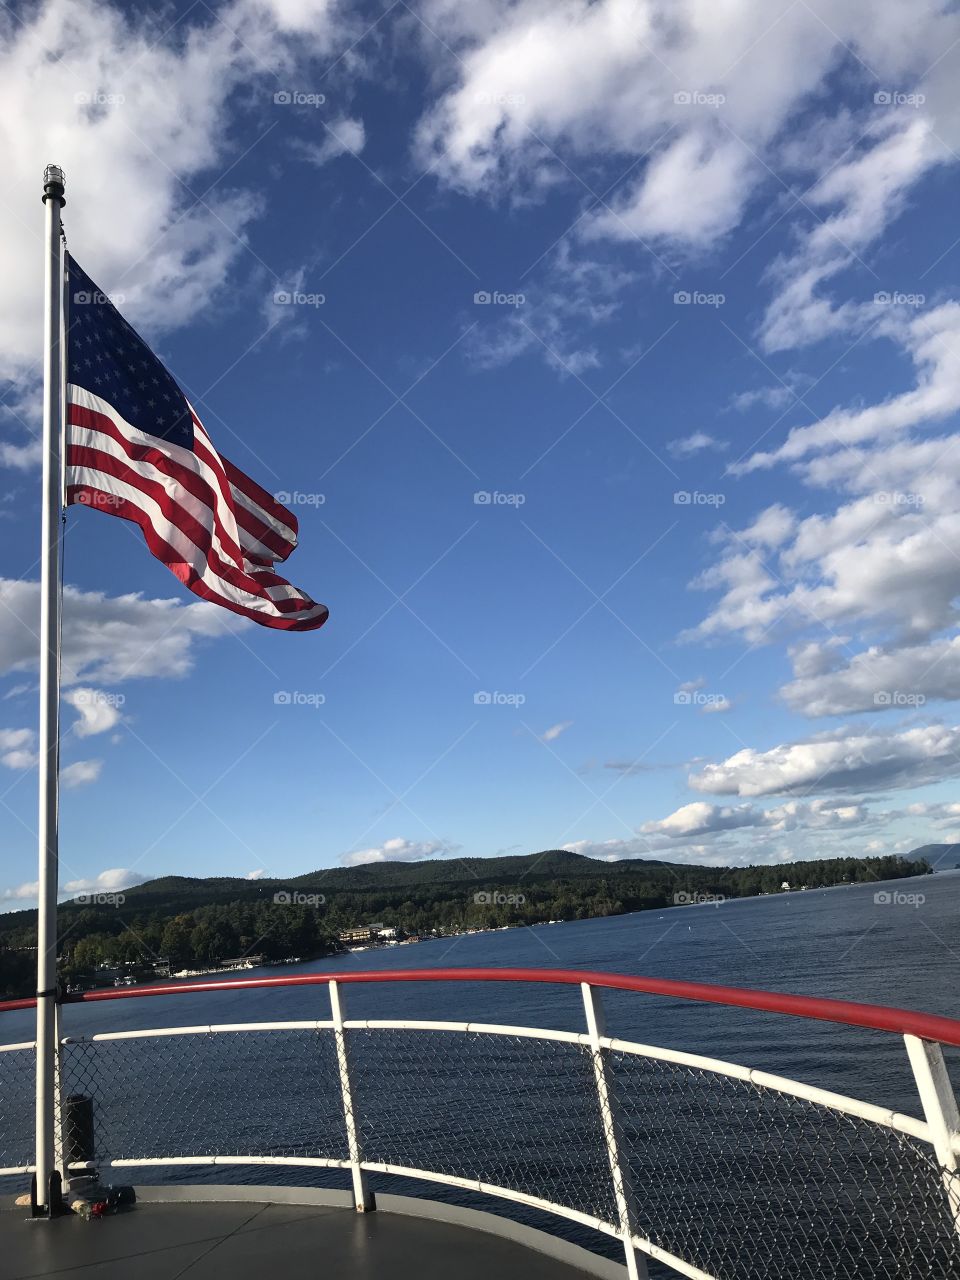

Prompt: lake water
[{"left": 2, "top": 869, "right": 958, "bottom": 1271}]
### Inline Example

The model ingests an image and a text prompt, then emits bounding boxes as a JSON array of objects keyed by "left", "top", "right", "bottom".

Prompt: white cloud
[
  {"left": 296, "top": 116, "right": 366, "bottom": 166},
  {"left": 689, "top": 723, "right": 960, "bottom": 797},
  {"left": 0, "top": 727, "right": 36, "bottom": 769},
  {"left": 0, "top": 0, "right": 358, "bottom": 460},
  {"left": 783, "top": 636, "right": 960, "bottom": 716},
  {"left": 667, "top": 432, "right": 727, "bottom": 458},
  {"left": 541, "top": 720, "right": 572, "bottom": 742},
  {"left": 0, "top": 579, "right": 240, "bottom": 686},
  {"left": 341, "top": 836, "right": 454, "bottom": 866},
  {"left": 245, "top": 868, "right": 266, "bottom": 880},
  {"left": 62, "top": 759, "right": 103, "bottom": 789},
  {"left": 642, "top": 801, "right": 763, "bottom": 838},
  {"left": 64, "top": 687, "right": 124, "bottom": 737},
  {"left": 62, "top": 867, "right": 147, "bottom": 895}
]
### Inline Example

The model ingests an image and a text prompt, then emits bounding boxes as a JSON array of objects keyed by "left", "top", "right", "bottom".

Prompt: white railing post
[
  {"left": 329, "top": 979, "right": 375, "bottom": 1211},
  {"left": 582, "top": 982, "right": 647, "bottom": 1280},
  {"left": 904, "top": 1034, "right": 960, "bottom": 1234}
]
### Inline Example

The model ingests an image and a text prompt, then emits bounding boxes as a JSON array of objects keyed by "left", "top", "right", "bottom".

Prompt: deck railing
[{"left": 2, "top": 968, "right": 960, "bottom": 1280}]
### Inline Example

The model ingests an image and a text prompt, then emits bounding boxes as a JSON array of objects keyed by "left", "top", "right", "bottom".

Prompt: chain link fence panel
[
  {"left": 607, "top": 1048, "right": 960, "bottom": 1279},
  {"left": 0, "top": 1047, "right": 33, "bottom": 1175},
  {"left": 349, "top": 1028, "right": 619, "bottom": 1226},
  {"left": 60, "top": 1029, "right": 347, "bottom": 1166}
]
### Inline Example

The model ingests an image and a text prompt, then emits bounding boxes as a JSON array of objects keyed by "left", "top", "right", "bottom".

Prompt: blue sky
[{"left": 4, "top": 0, "right": 960, "bottom": 904}]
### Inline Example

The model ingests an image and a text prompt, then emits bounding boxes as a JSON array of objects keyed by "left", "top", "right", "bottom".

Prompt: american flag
[{"left": 64, "top": 255, "right": 328, "bottom": 631}]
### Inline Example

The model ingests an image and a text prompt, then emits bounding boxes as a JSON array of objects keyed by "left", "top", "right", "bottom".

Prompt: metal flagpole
[{"left": 34, "top": 163, "right": 66, "bottom": 1217}]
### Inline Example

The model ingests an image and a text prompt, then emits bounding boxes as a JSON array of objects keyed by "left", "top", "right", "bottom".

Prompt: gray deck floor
[{"left": 3, "top": 1200, "right": 610, "bottom": 1279}]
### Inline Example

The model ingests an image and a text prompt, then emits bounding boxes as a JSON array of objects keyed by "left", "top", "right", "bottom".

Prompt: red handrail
[{"left": 2, "top": 966, "right": 960, "bottom": 1047}]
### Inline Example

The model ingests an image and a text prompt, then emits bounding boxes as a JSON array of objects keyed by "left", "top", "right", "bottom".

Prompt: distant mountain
[{"left": 904, "top": 844, "right": 960, "bottom": 867}]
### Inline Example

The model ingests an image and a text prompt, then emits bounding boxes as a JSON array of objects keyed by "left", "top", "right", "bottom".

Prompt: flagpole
[{"left": 35, "top": 163, "right": 65, "bottom": 1216}]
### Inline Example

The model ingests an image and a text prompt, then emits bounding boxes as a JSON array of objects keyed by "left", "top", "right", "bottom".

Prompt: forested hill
[{"left": 0, "top": 849, "right": 934, "bottom": 998}]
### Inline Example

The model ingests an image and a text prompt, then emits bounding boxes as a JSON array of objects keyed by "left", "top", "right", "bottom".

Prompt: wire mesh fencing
[
  {"left": 607, "top": 1048, "right": 960, "bottom": 1279},
  {"left": 0, "top": 1046, "right": 34, "bottom": 1174},
  {"left": 349, "top": 1028, "right": 619, "bottom": 1226},
  {"left": 60, "top": 1028, "right": 348, "bottom": 1166},
  {"left": 7, "top": 1012, "right": 958, "bottom": 1280}
]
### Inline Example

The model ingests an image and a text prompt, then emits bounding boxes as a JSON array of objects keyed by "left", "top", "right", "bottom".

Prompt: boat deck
[{"left": 3, "top": 1191, "right": 623, "bottom": 1280}]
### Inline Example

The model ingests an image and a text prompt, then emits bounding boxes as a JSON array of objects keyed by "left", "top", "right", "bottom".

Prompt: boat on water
[{"left": 2, "top": 965, "right": 959, "bottom": 1279}]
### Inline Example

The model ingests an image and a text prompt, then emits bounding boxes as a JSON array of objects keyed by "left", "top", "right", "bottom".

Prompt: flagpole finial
[{"left": 42, "top": 165, "right": 65, "bottom": 206}]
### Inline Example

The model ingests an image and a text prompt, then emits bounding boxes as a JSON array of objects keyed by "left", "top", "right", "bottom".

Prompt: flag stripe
[{"left": 66, "top": 386, "right": 327, "bottom": 631}]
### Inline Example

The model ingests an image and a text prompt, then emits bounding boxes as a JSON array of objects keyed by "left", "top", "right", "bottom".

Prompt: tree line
[{"left": 0, "top": 853, "right": 932, "bottom": 998}]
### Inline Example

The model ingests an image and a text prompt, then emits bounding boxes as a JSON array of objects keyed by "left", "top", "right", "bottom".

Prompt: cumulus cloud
[
  {"left": 64, "top": 687, "right": 124, "bottom": 737},
  {"left": 782, "top": 636, "right": 960, "bottom": 716},
  {"left": 0, "top": 579, "right": 240, "bottom": 686},
  {"left": 341, "top": 837, "right": 455, "bottom": 866},
  {"left": 62, "top": 867, "right": 148, "bottom": 895},
  {"left": 0, "top": 0, "right": 358, "bottom": 461},
  {"left": 0, "top": 727, "right": 36, "bottom": 769},
  {"left": 61, "top": 759, "right": 103, "bottom": 789},
  {"left": 641, "top": 801, "right": 764, "bottom": 838},
  {"left": 689, "top": 723, "right": 960, "bottom": 797},
  {"left": 541, "top": 720, "right": 573, "bottom": 742}
]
